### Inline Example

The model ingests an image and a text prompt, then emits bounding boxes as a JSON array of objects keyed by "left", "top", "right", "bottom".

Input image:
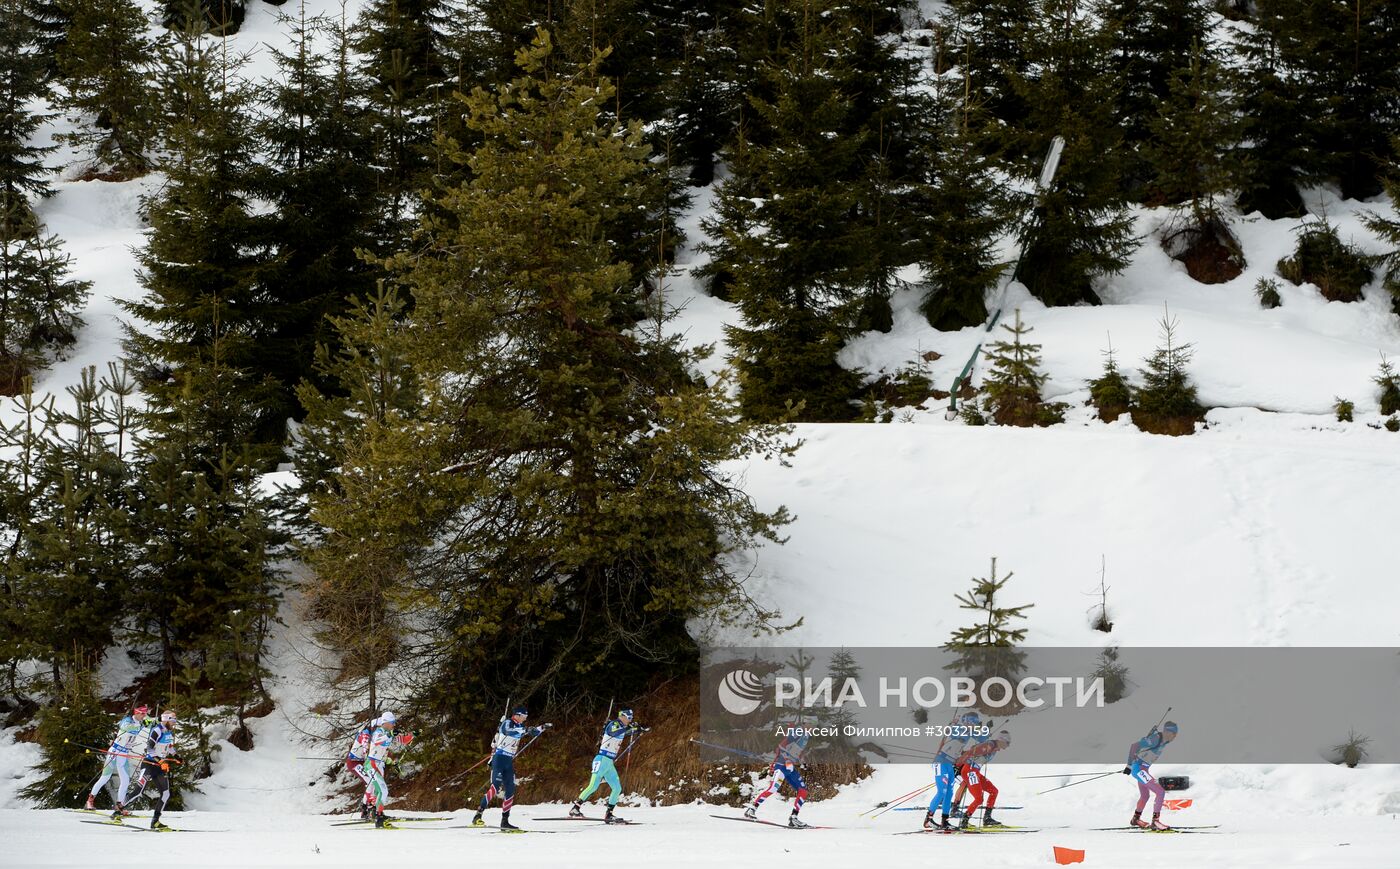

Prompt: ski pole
[
  {"left": 1036, "top": 771, "right": 1117, "bottom": 795},
  {"left": 687, "top": 738, "right": 771, "bottom": 761},
  {"left": 858, "top": 781, "right": 936, "bottom": 816},
  {"left": 66, "top": 740, "right": 182, "bottom": 766},
  {"left": 870, "top": 783, "right": 936, "bottom": 819},
  {"left": 863, "top": 782, "right": 935, "bottom": 818},
  {"left": 1017, "top": 770, "right": 1122, "bottom": 779}
]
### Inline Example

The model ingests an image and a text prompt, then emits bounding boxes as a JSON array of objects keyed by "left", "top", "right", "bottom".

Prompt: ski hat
[
  {"left": 160, "top": 710, "right": 177, "bottom": 724},
  {"left": 379, "top": 711, "right": 397, "bottom": 727},
  {"left": 996, "top": 729, "right": 1011, "bottom": 746},
  {"left": 618, "top": 708, "right": 634, "bottom": 720},
  {"left": 1162, "top": 721, "right": 1179, "bottom": 735},
  {"left": 132, "top": 704, "right": 150, "bottom": 717},
  {"left": 512, "top": 706, "right": 529, "bottom": 718},
  {"left": 960, "top": 709, "right": 981, "bottom": 724}
]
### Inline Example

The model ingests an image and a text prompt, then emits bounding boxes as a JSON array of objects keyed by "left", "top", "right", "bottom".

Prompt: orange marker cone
[{"left": 1053, "top": 845, "right": 1086, "bottom": 865}]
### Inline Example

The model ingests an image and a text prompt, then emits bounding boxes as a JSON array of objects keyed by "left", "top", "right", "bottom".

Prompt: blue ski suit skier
[
  {"left": 569, "top": 709, "right": 649, "bottom": 824},
  {"left": 1124, "top": 721, "right": 1179, "bottom": 831},
  {"left": 925, "top": 710, "right": 982, "bottom": 831},
  {"left": 85, "top": 703, "right": 151, "bottom": 812},
  {"left": 745, "top": 724, "right": 813, "bottom": 828},
  {"left": 472, "top": 707, "right": 551, "bottom": 830}
]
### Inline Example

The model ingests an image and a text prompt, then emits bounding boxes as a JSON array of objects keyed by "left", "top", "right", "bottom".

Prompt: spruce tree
[
  {"left": 256, "top": 3, "right": 388, "bottom": 413},
  {"left": 1145, "top": 44, "right": 1245, "bottom": 282},
  {"left": 294, "top": 283, "right": 425, "bottom": 714},
  {"left": 0, "top": 0, "right": 55, "bottom": 209},
  {"left": 387, "top": 31, "right": 792, "bottom": 723},
  {"left": 918, "top": 84, "right": 1008, "bottom": 331},
  {"left": 120, "top": 14, "right": 282, "bottom": 700},
  {"left": 943, "top": 0, "right": 1036, "bottom": 125},
  {"left": 124, "top": 13, "right": 280, "bottom": 455},
  {"left": 1133, "top": 308, "right": 1203, "bottom": 434},
  {"left": 1098, "top": 0, "right": 1212, "bottom": 196},
  {"left": 1270, "top": 0, "right": 1400, "bottom": 201},
  {"left": 981, "top": 309, "right": 1060, "bottom": 426},
  {"left": 16, "top": 367, "right": 139, "bottom": 680},
  {"left": 353, "top": 0, "right": 450, "bottom": 223},
  {"left": 55, "top": 0, "right": 158, "bottom": 176},
  {"left": 944, "top": 557, "right": 1031, "bottom": 709},
  {"left": 16, "top": 669, "right": 110, "bottom": 807},
  {"left": 1230, "top": 2, "right": 1322, "bottom": 217},
  {"left": 1004, "top": 0, "right": 1139, "bottom": 306},
  {"left": 1363, "top": 141, "right": 1400, "bottom": 316},
  {"left": 1375, "top": 355, "right": 1400, "bottom": 417},
  {"left": 703, "top": 0, "right": 927, "bottom": 419},
  {"left": 1088, "top": 339, "right": 1133, "bottom": 422},
  {"left": 0, "top": 204, "right": 90, "bottom": 392}
]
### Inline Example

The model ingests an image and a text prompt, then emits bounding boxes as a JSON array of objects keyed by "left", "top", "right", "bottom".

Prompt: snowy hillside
[{"left": 4, "top": 1, "right": 1400, "bottom": 867}]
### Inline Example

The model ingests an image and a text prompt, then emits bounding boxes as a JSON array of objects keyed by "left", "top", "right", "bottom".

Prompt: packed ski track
[{"left": 4, "top": 1, "right": 1400, "bottom": 866}]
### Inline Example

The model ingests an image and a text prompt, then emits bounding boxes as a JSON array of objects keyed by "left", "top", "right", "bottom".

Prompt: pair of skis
[
  {"left": 78, "top": 819, "right": 225, "bottom": 833},
  {"left": 710, "top": 814, "right": 832, "bottom": 830}
]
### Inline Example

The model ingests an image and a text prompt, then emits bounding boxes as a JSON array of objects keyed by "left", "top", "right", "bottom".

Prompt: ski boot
[
  {"left": 788, "top": 812, "right": 808, "bottom": 829},
  {"left": 950, "top": 804, "right": 964, "bottom": 819},
  {"left": 500, "top": 812, "right": 521, "bottom": 832},
  {"left": 957, "top": 814, "right": 970, "bottom": 831},
  {"left": 938, "top": 815, "right": 955, "bottom": 832},
  {"left": 1149, "top": 817, "right": 1172, "bottom": 831},
  {"left": 922, "top": 810, "right": 936, "bottom": 831},
  {"left": 1130, "top": 813, "right": 1150, "bottom": 829},
  {"left": 982, "top": 808, "right": 1005, "bottom": 828},
  {"left": 471, "top": 811, "right": 485, "bottom": 827},
  {"left": 150, "top": 816, "right": 171, "bottom": 832},
  {"left": 743, "top": 805, "right": 757, "bottom": 820},
  {"left": 109, "top": 803, "right": 125, "bottom": 823},
  {"left": 374, "top": 811, "right": 387, "bottom": 829},
  {"left": 604, "top": 806, "right": 626, "bottom": 825},
  {"left": 568, "top": 801, "right": 585, "bottom": 819},
  {"left": 84, "top": 794, "right": 97, "bottom": 811}
]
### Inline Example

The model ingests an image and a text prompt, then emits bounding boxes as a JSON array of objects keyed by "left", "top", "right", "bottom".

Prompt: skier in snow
[
  {"left": 344, "top": 717, "right": 377, "bottom": 819},
  {"left": 745, "top": 723, "right": 812, "bottom": 828},
  {"left": 365, "top": 711, "right": 414, "bottom": 828},
  {"left": 924, "top": 709, "right": 981, "bottom": 831},
  {"left": 472, "top": 706, "right": 551, "bottom": 830},
  {"left": 85, "top": 703, "right": 151, "bottom": 812},
  {"left": 1123, "top": 720, "right": 1178, "bottom": 830},
  {"left": 954, "top": 729, "right": 1011, "bottom": 829},
  {"left": 569, "top": 708, "right": 649, "bottom": 824},
  {"left": 129, "top": 710, "right": 180, "bottom": 830}
]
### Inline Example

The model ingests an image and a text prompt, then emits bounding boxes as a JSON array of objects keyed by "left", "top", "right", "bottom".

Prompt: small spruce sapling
[
  {"left": 1375, "top": 355, "right": 1400, "bottom": 416},
  {"left": 1254, "top": 276, "right": 1282, "bottom": 309},
  {"left": 945, "top": 557, "right": 1033, "bottom": 711},
  {"left": 1333, "top": 398, "right": 1354, "bottom": 422},
  {"left": 1088, "top": 337, "right": 1133, "bottom": 422},
  {"left": 1134, "top": 308, "right": 1204, "bottom": 435}
]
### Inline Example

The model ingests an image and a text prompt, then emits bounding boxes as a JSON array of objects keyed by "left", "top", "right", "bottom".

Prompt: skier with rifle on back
[
  {"left": 1124, "top": 720, "right": 1179, "bottom": 830},
  {"left": 569, "top": 707, "right": 649, "bottom": 824},
  {"left": 84, "top": 702, "right": 151, "bottom": 813},
  {"left": 472, "top": 706, "right": 551, "bottom": 831}
]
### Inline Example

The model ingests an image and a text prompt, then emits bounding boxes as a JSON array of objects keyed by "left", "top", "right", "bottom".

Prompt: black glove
[{"left": 1121, "top": 766, "right": 1131, "bottom": 775}]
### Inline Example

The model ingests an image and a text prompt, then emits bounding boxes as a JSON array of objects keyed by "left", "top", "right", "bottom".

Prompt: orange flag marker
[
  {"left": 1053, "top": 845, "right": 1086, "bottom": 865},
  {"left": 1164, "top": 799, "right": 1194, "bottom": 811}
]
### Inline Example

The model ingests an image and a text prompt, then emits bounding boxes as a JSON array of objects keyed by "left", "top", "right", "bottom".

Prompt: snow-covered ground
[{"left": 3, "top": 1, "right": 1400, "bottom": 866}]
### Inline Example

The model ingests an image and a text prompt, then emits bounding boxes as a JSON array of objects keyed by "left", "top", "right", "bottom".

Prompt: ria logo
[{"left": 717, "top": 669, "right": 765, "bottom": 716}]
